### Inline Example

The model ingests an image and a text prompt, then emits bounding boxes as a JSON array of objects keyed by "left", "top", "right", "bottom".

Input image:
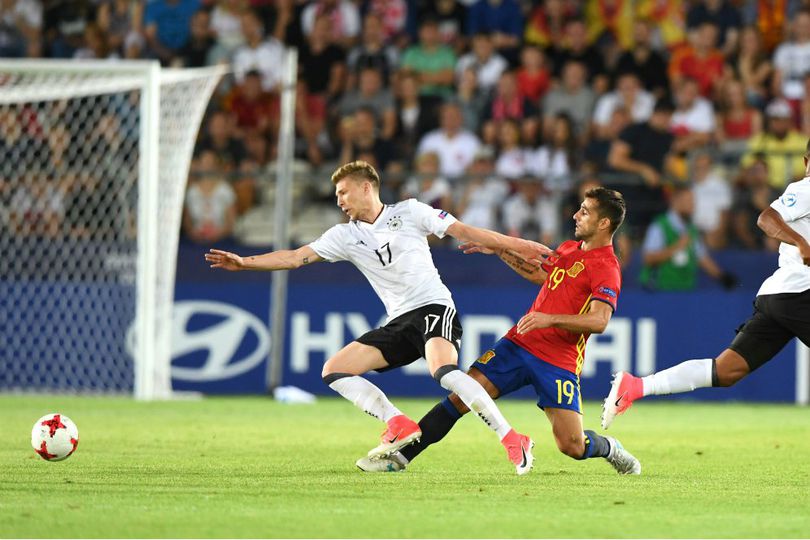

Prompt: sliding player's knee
[
  {"left": 555, "top": 434, "right": 585, "bottom": 459},
  {"left": 448, "top": 393, "right": 470, "bottom": 415},
  {"left": 715, "top": 356, "right": 750, "bottom": 387}
]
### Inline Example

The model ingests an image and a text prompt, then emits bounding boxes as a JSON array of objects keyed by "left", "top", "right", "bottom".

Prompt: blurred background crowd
[{"left": 4, "top": 0, "right": 810, "bottom": 288}]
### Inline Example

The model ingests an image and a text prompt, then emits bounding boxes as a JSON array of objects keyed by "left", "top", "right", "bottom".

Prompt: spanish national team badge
[
  {"left": 566, "top": 261, "right": 585, "bottom": 278},
  {"left": 387, "top": 216, "right": 403, "bottom": 231},
  {"left": 477, "top": 350, "right": 495, "bottom": 365}
]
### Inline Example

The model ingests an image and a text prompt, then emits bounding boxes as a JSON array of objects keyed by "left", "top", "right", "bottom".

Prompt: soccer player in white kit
[
  {"left": 206, "top": 161, "right": 553, "bottom": 474},
  {"left": 602, "top": 142, "right": 810, "bottom": 430}
]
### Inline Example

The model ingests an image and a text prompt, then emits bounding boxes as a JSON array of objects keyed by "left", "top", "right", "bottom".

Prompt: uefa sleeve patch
[
  {"left": 438, "top": 210, "right": 448, "bottom": 219},
  {"left": 781, "top": 193, "right": 797, "bottom": 207},
  {"left": 598, "top": 286, "right": 617, "bottom": 298}
]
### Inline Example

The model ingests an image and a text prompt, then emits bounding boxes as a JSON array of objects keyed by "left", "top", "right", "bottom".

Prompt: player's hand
[
  {"left": 511, "top": 238, "right": 556, "bottom": 267},
  {"left": 516, "top": 312, "right": 554, "bottom": 334},
  {"left": 205, "top": 249, "right": 245, "bottom": 271},
  {"left": 800, "top": 240, "right": 810, "bottom": 266},
  {"left": 718, "top": 271, "right": 739, "bottom": 290},
  {"left": 458, "top": 241, "right": 496, "bottom": 255}
]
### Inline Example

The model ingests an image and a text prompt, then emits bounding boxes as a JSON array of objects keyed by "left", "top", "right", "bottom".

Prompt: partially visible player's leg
[
  {"left": 602, "top": 299, "right": 794, "bottom": 429},
  {"left": 322, "top": 341, "right": 422, "bottom": 457},
  {"left": 545, "top": 407, "right": 640, "bottom": 475}
]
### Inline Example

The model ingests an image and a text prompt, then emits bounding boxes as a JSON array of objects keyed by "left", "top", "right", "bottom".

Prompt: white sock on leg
[
  {"left": 437, "top": 369, "right": 512, "bottom": 439},
  {"left": 328, "top": 376, "right": 402, "bottom": 422},
  {"left": 642, "top": 358, "right": 713, "bottom": 396}
]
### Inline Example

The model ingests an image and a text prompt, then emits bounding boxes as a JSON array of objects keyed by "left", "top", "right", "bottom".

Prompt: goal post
[{"left": 0, "top": 60, "right": 226, "bottom": 399}]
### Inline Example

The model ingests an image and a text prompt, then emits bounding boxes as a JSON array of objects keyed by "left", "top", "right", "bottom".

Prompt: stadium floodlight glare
[{"left": 0, "top": 60, "right": 225, "bottom": 400}]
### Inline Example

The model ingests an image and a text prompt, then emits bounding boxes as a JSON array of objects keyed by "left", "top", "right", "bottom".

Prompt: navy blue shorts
[{"left": 473, "top": 338, "right": 582, "bottom": 413}]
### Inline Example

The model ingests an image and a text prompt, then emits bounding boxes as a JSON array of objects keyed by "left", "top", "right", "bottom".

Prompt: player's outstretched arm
[
  {"left": 516, "top": 300, "right": 613, "bottom": 335},
  {"left": 757, "top": 207, "right": 810, "bottom": 265},
  {"left": 459, "top": 241, "right": 548, "bottom": 284},
  {"left": 446, "top": 221, "right": 554, "bottom": 267},
  {"left": 205, "top": 245, "right": 323, "bottom": 271}
]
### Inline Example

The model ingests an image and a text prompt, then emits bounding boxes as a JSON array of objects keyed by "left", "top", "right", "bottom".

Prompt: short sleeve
[
  {"left": 771, "top": 182, "right": 810, "bottom": 222},
  {"left": 308, "top": 225, "right": 348, "bottom": 262},
  {"left": 408, "top": 199, "right": 457, "bottom": 238},
  {"left": 589, "top": 259, "right": 621, "bottom": 311}
]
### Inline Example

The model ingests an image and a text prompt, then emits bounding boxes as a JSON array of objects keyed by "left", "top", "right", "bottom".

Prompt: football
[{"left": 31, "top": 413, "right": 79, "bottom": 462}]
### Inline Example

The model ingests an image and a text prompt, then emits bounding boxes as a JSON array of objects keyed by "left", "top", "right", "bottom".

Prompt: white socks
[
  {"left": 438, "top": 369, "right": 512, "bottom": 439},
  {"left": 642, "top": 358, "right": 713, "bottom": 396},
  {"left": 328, "top": 375, "right": 402, "bottom": 422}
]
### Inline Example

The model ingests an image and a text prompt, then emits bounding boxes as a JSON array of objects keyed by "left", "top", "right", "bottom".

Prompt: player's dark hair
[
  {"left": 585, "top": 187, "right": 625, "bottom": 234},
  {"left": 331, "top": 160, "right": 381, "bottom": 189}
]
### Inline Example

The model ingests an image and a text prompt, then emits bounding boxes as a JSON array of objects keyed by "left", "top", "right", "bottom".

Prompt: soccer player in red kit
[{"left": 357, "top": 187, "right": 641, "bottom": 474}]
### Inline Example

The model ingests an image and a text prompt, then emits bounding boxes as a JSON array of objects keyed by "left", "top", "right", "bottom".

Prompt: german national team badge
[
  {"left": 566, "top": 261, "right": 585, "bottom": 278},
  {"left": 387, "top": 216, "right": 403, "bottom": 231}
]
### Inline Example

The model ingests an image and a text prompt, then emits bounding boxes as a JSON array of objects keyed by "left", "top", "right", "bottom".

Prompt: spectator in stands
[
  {"left": 528, "top": 113, "right": 578, "bottom": 194},
  {"left": 730, "top": 157, "right": 780, "bottom": 249},
  {"left": 393, "top": 70, "right": 438, "bottom": 160},
  {"left": 183, "top": 150, "right": 237, "bottom": 245},
  {"left": 772, "top": 10, "right": 810, "bottom": 108},
  {"left": 543, "top": 60, "right": 595, "bottom": 141},
  {"left": 232, "top": 10, "right": 284, "bottom": 91},
  {"left": 0, "top": 0, "right": 42, "bottom": 57},
  {"left": 177, "top": 9, "right": 214, "bottom": 67},
  {"left": 524, "top": 0, "right": 572, "bottom": 50},
  {"left": 455, "top": 33, "right": 508, "bottom": 94},
  {"left": 516, "top": 45, "right": 550, "bottom": 103},
  {"left": 494, "top": 119, "right": 530, "bottom": 180},
  {"left": 401, "top": 18, "right": 456, "bottom": 98},
  {"left": 417, "top": 100, "right": 481, "bottom": 179},
  {"left": 669, "top": 21, "right": 725, "bottom": 98},
  {"left": 465, "top": 0, "right": 523, "bottom": 61},
  {"left": 419, "top": 0, "right": 467, "bottom": 52},
  {"left": 339, "top": 106, "right": 398, "bottom": 172},
  {"left": 210, "top": 0, "right": 248, "bottom": 61},
  {"left": 144, "top": 0, "right": 201, "bottom": 65},
  {"left": 639, "top": 0, "right": 688, "bottom": 51},
  {"left": 640, "top": 186, "right": 737, "bottom": 291},
  {"left": 195, "top": 110, "right": 246, "bottom": 174},
  {"left": 502, "top": 175, "right": 559, "bottom": 245},
  {"left": 268, "top": 0, "right": 305, "bottom": 49},
  {"left": 727, "top": 26, "right": 772, "bottom": 109},
  {"left": 584, "top": 106, "right": 631, "bottom": 173},
  {"left": 608, "top": 97, "right": 676, "bottom": 237},
  {"left": 337, "top": 67, "right": 396, "bottom": 140},
  {"left": 401, "top": 151, "right": 452, "bottom": 211},
  {"left": 223, "top": 70, "right": 276, "bottom": 139},
  {"left": 550, "top": 18, "right": 607, "bottom": 94},
  {"left": 457, "top": 147, "right": 510, "bottom": 231},
  {"left": 742, "top": 0, "right": 797, "bottom": 54},
  {"left": 482, "top": 70, "right": 538, "bottom": 146},
  {"left": 301, "top": 0, "right": 360, "bottom": 49},
  {"left": 364, "top": 0, "right": 406, "bottom": 44},
  {"left": 798, "top": 73, "right": 810, "bottom": 136},
  {"left": 741, "top": 98, "right": 806, "bottom": 189},
  {"left": 691, "top": 150, "right": 732, "bottom": 249},
  {"left": 584, "top": 0, "right": 634, "bottom": 52},
  {"left": 9, "top": 173, "right": 63, "bottom": 238},
  {"left": 43, "top": 0, "right": 93, "bottom": 58},
  {"left": 592, "top": 72, "right": 654, "bottom": 139},
  {"left": 670, "top": 77, "right": 716, "bottom": 155},
  {"left": 346, "top": 12, "right": 399, "bottom": 88},
  {"left": 96, "top": 0, "right": 143, "bottom": 58},
  {"left": 299, "top": 13, "right": 346, "bottom": 119},
  {"left": 455, "top": 67, "right": 488, "bottom": 135},
  {"left": 613, "top": 19, "right": 669, "bottom": 98},
  {"left": 74, "top": 23, "right": 116, "bottom": 59},
  {"left": 715, "top": 78, "right": 762, "bottom": 158},
  {"left": 686, "top": 0, "right": 742, "bottom": 56}
]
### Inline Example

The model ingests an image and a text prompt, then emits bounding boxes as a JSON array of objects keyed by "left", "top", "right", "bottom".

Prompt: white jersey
[
  {"left": 758, "top": 177, "right": 810, "bottom": 296},
  {"left": 309, "top": 199, "right": 457, "bottom": 322}
]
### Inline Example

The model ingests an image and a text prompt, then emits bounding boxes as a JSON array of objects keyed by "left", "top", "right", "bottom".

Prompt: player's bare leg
[
  {"left": 546, "top": 407, "right": 640, "bottom": 475},
  {"left": 602, "top": 349, "right": 751, "bottom": 429},
  {"left": 322, "top": 342, "right": 422, "bottom": 458}
]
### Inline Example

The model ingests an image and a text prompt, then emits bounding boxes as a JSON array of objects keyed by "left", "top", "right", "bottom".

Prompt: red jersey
[{"left": 505, "top": 240, "right": 621, "bottom": 375}]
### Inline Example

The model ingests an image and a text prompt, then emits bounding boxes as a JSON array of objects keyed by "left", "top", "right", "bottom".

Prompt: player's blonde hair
[{"left": 330, "top": 160, "right": 380, "bottom": 189}]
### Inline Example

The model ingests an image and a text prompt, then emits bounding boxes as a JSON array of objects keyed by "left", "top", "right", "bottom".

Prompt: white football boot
[
  {"left": 356, "top": 452, "right": 407, "bottom": 472},
  {"left": 605, "top": 436, "right": 641, "bottom": 475}
]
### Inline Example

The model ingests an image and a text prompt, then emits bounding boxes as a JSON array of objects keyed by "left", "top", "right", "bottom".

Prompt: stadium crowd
[{"left": 3, "top": 0, "right": 810, "bottom": 274}]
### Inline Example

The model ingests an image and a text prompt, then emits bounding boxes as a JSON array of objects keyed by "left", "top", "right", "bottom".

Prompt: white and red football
[{"left": 31, "top": 413, "right": 79, "bottom": 461}]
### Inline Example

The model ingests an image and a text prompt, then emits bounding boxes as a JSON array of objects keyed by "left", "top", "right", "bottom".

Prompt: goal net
[{"left": 0, "top": 61, "right": 225, "bottom": 399}]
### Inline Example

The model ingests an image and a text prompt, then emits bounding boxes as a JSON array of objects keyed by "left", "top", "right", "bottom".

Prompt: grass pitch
[{"left": 1, "top": 395, "right": 809, "bottom": 538}]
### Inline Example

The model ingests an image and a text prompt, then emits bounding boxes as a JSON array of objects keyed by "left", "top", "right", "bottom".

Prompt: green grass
[{"left": 1, "top": 395, "right": 809, "bottom": 538}]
